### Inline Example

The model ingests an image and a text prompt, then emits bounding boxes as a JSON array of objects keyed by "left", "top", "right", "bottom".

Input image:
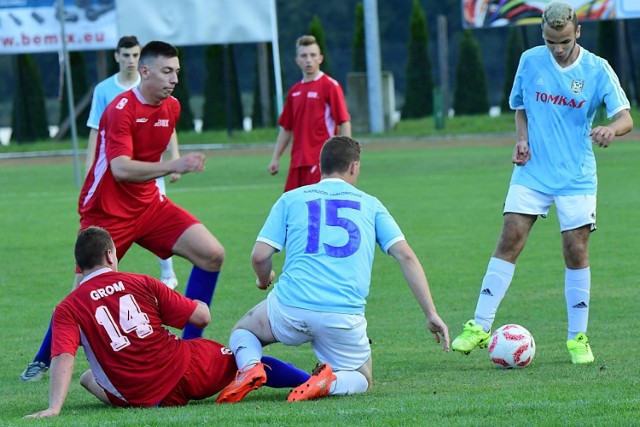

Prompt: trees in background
[
  {"left": 202, "top": 44, "right": 243, "bottom": 132},
  {"left": 59, "top": 51, "right": 90, "bottom": 138},
  {"left": 11, "top": 54, "right": 49, "bottom": 143},
  {"left": 309, "top": 15, "right": 332, "bottom": 76},
  {"left": 173, "top": 47, "right": 195, "bottom": 132},
  {"left": 352, "top": 2, "right": 366, "bottom": 73},
  {"left": 402, "top": 0, "right": 434, "bottom": 119},
  {"left": 453, "top": 30, "right": 489, "bottom": 116},
  {"left": 500, "top": 27, "right": 525, "bottom": 113}
]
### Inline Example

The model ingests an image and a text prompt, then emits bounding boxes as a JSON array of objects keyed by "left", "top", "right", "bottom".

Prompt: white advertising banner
[
  {"left": 0, "top": 0, "right": 118, "bottom": 54},
  {"left": 115, "top": 0, "right": 274, "bottom": 46}
]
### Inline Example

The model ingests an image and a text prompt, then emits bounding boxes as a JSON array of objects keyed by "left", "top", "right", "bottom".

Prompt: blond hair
[
  {"left": 296, "top": 35, "right": 319, "bottom": 50},
  {"left": 542, "top": 1, "right": 577, "bottom": 30}
]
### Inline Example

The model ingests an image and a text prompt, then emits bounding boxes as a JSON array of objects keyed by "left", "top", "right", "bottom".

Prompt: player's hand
[
  {"left": 174, "top": 152, "right": 206, "bottom": 174},
  {"left": 268, "top": 160, "right": 279, "bottom": 175},
  {"left": 169, "top": 172, "right": 181, "bottom": 183},
  {"left": 24, "top": 408, "right": 59, "bottom": 419},
  {"left": 256, "top": 270, "right": 275, "bottom": 290},
  {"left": 512, "top": 140, "right": 530, "bottom": 166},
  {"left": 426, "top": 313, "right": 450, "bottom": 352},
  {"left": 590, "top": 125, "right": 615, "bottom": 148}
]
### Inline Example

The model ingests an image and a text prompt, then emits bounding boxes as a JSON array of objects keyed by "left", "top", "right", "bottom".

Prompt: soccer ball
[{"left": 488, "top": 324, "right": 535, "bottom": 369}]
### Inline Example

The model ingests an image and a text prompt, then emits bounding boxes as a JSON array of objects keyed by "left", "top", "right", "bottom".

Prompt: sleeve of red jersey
[
  {"left": 328, "top": 81, "right": 350, "bottom": 124},
  {"left": 277, "top": 90, "right": 294, "bottom": 129},
  {"left": 104, "top": 95, "right": 136, "bottom": 162},
  {"left": 51, "top": 301, "right": 81, "bottom": 359},
  {"left": 151, "top": 277, "right": 198, "bottom": 329}
]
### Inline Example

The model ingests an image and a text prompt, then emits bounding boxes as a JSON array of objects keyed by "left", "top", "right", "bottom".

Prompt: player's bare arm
[
  {"left": 338, "top": 121, "right": 352, "bottom": 137},
  {"left": 111, "top": 152, "right": 205, "bottom": 183},
  {"left": 167, "top": 130, "right": 182, "bottom": 183},
  {"left": 251, "top": 241, "right": 277, "bottom": 290},
  {"left": 388, "top": 240, "right": 450, "bottom": 351},
  {"left": 85, "top": 129, "right": 99, "bottom": 178},
  {"left": 24, "top": 353, "right": 75, "bottom": 418},
  {"left": 590, "top": 109, "right": 633, "bottom": 148},
  {"left": 188, "top": 300, "right": 211, "bottom": 327},
  {"left": 269, "top": 129, "right": 293, "bottom": 175},
  {"left": 513, "top": 109, "right": 530, "bottom": 166}
]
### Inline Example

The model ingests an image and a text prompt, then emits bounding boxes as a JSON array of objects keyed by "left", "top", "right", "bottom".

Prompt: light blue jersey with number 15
[{"left": 257, "top": 178, "right": 405, "bottom": 314}]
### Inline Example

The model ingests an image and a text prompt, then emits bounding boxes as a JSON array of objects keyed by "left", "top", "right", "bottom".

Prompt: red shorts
[
  {"left": 79, "top": 196, "right": 199, "bottom": 272},
  {"left": 105, "top": 339, "right": 237, "bottom": 407},
  {"left": 284, "top": 165, "right": 321, "bottom": 192}
]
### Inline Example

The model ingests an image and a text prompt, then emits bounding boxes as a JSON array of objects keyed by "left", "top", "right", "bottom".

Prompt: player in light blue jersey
[
  {"left": 451, "top": 1, "right": 633, "bottom": 364},
  {"left": 215, "top": 136, "right": 449, "bottom": 404}
]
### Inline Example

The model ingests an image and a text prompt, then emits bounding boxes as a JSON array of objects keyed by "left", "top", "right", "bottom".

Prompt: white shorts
[
  {"left": 504, "top": 185, "right": 596, "bottom": 232},
  {"left": 266, "top": 291, "right": 370, "bottom": 371}
]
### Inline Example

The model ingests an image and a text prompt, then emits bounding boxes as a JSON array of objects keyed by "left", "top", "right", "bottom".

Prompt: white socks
[
  {"left": 565, "top": 267, "right": 590, "bottom": 340},
  {"left": 330, "top": 370, "right": 368, "bottom": 395},
  {"left": 474, "top": 257, "right": 515, "bottom": 332},
  {"left": 229, "top": 329, "right": 263, "bottom": 370},
  {"left": 158, "top": 256, "right": 175, "bottom": 277}
]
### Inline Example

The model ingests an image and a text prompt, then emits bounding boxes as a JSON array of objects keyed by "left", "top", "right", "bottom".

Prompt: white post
[
  {"left": 363, "top": 0, "right": 384, "bottom": 134},
  {"left": 57, "top": 0, "right": 81, "bottom": 188}
]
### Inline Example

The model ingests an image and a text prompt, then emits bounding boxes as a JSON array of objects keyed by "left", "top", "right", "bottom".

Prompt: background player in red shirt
[
  {"left": 25, "top": 227, "right": 310, "bottom": 418},
  {"left": 20, "top": 41, "right": 227, "bottom": 382},
  {"left": 269, "top": 35, "right": 351, "bottom": 192}
]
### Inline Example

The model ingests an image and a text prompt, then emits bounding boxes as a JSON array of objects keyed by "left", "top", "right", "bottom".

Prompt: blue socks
[
  {"left": 261, "top": 356, "right": 311, "bottom": 388},
  {"left": 34, "top": 318, "right": 53, "bottom": 366},
  {"left": 182, "top": 267, "right": 220, "bottom": 340}
]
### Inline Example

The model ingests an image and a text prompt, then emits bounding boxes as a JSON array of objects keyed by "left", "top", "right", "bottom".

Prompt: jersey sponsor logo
[
  {"left": 115, "top": 98, "right": 128, "bottom": 110},
  {"left": 292, "top": 91, "right": 302, "bottom": 97},
  {"left": 570, "top": 80, "right": 584, "bottom": 94},
  {"left": 136, "top": 118, "right": 148, "bottom": 123},
  {"left": 307, "top": 91, "right": 319, "bottom": 99},
  {"left": 535, "top": 92, "right": 586, "bottom": 109},
  {"left": 154, "top": 119, "right": 170, "bottom": 127},
  {"left": 90, "top": 281, "right": 125, "bottom": 301}
]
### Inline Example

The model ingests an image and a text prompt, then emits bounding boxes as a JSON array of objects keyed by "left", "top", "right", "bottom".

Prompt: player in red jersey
[
  {"left": 20, "top": 41, "right": 226, "bottom": 382},
  {"left": 25, "top": 227, "right": 310, "bottom": 418},
  {"left": 269, "top": 35, "right": 351, "bottom": 192}
]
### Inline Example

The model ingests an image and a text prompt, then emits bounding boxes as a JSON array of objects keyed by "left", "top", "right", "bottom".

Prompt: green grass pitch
[{"left": 1, "top": 138, "right": 639, "bottom": 426}]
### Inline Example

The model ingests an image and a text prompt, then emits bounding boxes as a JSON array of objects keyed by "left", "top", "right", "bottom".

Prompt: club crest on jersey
[
  {"left": 570, "top": 80, "right": 584, "bottom": 94},
  {"left": 154, "top": 119, "right": 170, "bottom": 127}
]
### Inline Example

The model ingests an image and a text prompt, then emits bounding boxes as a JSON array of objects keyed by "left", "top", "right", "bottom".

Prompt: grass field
[{"left": 1, "top": 137, "right": 639, "bottom": 426}]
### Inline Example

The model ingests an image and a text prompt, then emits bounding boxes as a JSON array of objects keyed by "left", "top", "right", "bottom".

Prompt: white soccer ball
[{"left": 488, "top": 324, "right": 535, "bottom": 369}]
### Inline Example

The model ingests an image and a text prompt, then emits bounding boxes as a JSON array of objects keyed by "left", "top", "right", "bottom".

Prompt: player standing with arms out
[
  {"left": 269, "top": 35, "right": 351, "bottom": 192},
  {"left": 20, "top": 41, "right": 226, "bottom": 382},
  {"left": 85, "top": 35, "right": 180, "bottom": 289},
  {"left": 24, "top": 227, "right": 310, "bottom": 418},
  {"left": 451, "top": 1, "right": 633, "bottom": 364},
  {"left": 216, "top": 136, "right": 449, "bottom": 403}
]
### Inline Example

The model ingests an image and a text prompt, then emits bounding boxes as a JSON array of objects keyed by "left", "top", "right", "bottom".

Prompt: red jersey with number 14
[
  {"left": 52, "top": 268, "right": 196, "bottom": 407},
  {"left": 79, "top": 88, "right": 180, "bottom": 220}
]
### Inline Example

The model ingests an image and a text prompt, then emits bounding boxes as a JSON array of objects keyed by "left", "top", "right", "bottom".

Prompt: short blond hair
[
  {"left": 296, "top": 35, "right": 319, "bottom": 50},
  {"left": 542, "top": 1, "right": 577, "bottom": 30}
]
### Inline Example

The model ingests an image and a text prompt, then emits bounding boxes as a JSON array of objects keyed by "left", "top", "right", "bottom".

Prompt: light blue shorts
[
  {"left": 267, "top": 291, "right": 370, "bottom": 371},
  {"left": 504, "top": 185, "right": 596, "bottom": 232}
]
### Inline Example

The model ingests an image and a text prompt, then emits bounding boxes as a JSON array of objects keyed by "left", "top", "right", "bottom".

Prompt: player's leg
[
  {"left": 155, "top": 176, "right": 178, "bottom": 289},
  {"left": 158, "top": 257, "right": 178, "bottom": 289},
  {"left": 19, "top": 273, "right": 83, "bottom": 381},
  {"left": 453, "top": 185, "right": 547, "bottom": 354},
  {"left": 171, "top": 223, "right": 224, "bottom": 339},
  {"left": 79, "top": 370, "right": 110, "bottom": 404},
  {"left": 288, "top": 311, "right": 370, "bottom": 401},
  {"left": 558, "top": 195, "right": 596, "bottom": 364},
  {"left": 216, "top": 300, "right": 276, "bottom": 403}
]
